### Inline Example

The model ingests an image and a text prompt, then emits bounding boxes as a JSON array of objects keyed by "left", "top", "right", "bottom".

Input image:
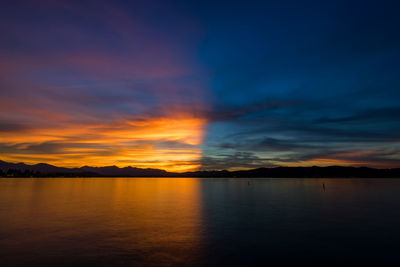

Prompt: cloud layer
[
  {"left": 1, "top": 0, "right": 400, "bottom": 170},
  {"left": 0, "top": 0, "right": 209, "bottom": 171}
]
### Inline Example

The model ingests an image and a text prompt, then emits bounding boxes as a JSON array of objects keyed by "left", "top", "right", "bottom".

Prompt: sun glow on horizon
[{"left": 0, "top": 114, "right": 207, "bottom": 172}]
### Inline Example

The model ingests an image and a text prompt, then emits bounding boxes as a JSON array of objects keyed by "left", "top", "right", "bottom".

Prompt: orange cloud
[
  {"left": 0, "top": 0, "right": 210, "bottom": 172},
  {"left": 300, "top": 156, "right": 396, "bottom": 169},
  {"left": 0, "top": 114, "right": 207, "bottom": 172},
  {"left": 303, "top": 158, "right": 365, "bottom": 166}
]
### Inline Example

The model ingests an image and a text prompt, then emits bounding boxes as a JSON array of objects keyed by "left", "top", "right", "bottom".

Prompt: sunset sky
[{"left": 1, "top": 0, "right": 400, "bottom": 171}]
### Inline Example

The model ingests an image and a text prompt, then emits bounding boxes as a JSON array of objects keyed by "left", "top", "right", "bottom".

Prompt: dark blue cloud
[
  {"left": 1, "top": 0, "right": 399, "bottom": 169},
  {"left": 194, "top": 0, "right": 400, "bottom": 169}
]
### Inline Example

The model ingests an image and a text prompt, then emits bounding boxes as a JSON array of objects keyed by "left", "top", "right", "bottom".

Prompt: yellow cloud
[{"left": 0, "top": 114, "right": 207, "bottom": 172}]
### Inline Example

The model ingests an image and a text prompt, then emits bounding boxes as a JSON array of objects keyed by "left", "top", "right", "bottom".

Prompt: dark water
[{"left": 1, "top": 178, "right": 400, "bottom": 266}]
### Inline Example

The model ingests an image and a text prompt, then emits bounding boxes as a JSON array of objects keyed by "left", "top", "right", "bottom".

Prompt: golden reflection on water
[
  {"left": 4, "top": 178, "right": 400, "bottom": 266},
  {"left": 0, "top": 178, "right": 205, "bottom": 266}
]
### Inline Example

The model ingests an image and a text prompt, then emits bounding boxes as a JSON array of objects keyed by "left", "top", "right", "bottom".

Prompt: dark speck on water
[{"left": 1, "top": 177, "right": 400, "bottom": 266}]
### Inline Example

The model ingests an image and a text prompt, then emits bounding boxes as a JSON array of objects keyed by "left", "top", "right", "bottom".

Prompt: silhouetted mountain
[
  {"left": 1, "top": 160, "right": 400, "bottom": 178},
  {"left": 79, "top": 165, "right": 169, "bottom": 177},
  {"left": 0, "top": 160, "right": 170, "bottom": 177}
]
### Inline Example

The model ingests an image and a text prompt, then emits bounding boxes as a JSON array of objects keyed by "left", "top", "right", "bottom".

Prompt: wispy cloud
[{"left": 0, "top": 1, "right": 209, "bottom": 171}]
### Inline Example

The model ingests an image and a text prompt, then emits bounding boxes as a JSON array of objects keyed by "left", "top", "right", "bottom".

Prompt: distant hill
[
  {"left": 1, "top": 160, "right": 400, "bottom": 178},
  {"left": 0, "top": 160, "right": 169, "bottom": 177}
]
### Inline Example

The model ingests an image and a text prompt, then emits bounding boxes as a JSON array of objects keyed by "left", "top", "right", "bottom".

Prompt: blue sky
[{"left": 1, "top": 0, "right": 399, "bottom": 170}]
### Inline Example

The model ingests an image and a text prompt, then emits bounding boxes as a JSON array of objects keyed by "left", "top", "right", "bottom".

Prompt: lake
[{"left": 1, "top": 178, "right": 400, "bottom": 266}]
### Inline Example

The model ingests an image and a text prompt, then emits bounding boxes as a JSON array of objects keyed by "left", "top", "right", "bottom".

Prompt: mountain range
[{"left": 1, "top": 160, "right": 400, "bottom": 178}]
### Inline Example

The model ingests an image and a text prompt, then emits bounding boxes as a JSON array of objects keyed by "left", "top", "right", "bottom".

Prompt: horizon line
[{"left": 1, "top": 159, "right": 399, "bottom": 173}]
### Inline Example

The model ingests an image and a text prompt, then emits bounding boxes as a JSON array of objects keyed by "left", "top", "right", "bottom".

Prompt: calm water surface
[{"left": 1, "top": 178, "right": 400, "bottom": 266}]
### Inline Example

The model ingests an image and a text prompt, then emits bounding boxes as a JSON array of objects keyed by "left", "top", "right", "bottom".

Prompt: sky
[{"left": 1, "top": 0, "right": 400, "bottom": 171}]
